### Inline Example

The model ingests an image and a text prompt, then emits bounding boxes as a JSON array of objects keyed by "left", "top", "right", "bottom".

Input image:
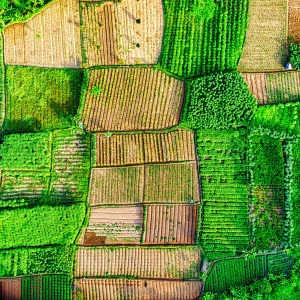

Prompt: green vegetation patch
[
  {"left": 22, "top": 274, "right": 72, "bottom": 300},
  {"left": 197, "top": 129, "right": 249, "bottom": 259},
  {"left": 0, "top": 132, "right": 51, "bottom": 170},
  {"left": 252, "top": 102, "right": 300, "bottom": 135},
  {"left": 249, "top": 133, "right": 285, "bottom": 250},
  {"left": 160, "top": 0, "right": 249, "bottom": 78},
  {"left": 182, "top": 72, "right": 257, "bottom": 129},
  {"left": 0, "top": 246, "right": 74, "bottom": 276},
  {"left": 0, "top": 203, "right": 85, "bottom": 249},
  {"left": 0, "top": 33, "right": 4, "bottom": 129},
  {"left": 289, "top": 43, "right": 300, "bottom": 70},
  {"left": 4, "top": 66, "right": 83, "bottom": 133}
]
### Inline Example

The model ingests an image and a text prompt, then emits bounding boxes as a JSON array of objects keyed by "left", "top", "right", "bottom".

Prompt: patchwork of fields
[{"left": 0, "top": 0, "right": 300, "bottom": 298}]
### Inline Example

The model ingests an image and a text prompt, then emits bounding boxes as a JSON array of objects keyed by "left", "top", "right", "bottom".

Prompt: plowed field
[
  {"left": 81, "top": 67, "right": 185, "bottom": 131},
  {"left": 3, "top": 0, "right": 82, "bottom": 68},
  {"left": 78, "top": 206, "right": 143, "bottom": 245},
  {"left": 144, "top": 204, "right": 198, "bottom": 244},
  {"left": 75, "top": 246, "right": 201, "bottom": 279},
  {"left": 93, "top": 130, "right": 195, "bottom": 167},
  {"left": 289, "top": 0, "right": 300, "bottom": 42},
  {"left": 0, "top": 278, "right": 21, "bottom": 300},
  {"left": 74, "top": 278, "right": 202, "bottom": 300}
]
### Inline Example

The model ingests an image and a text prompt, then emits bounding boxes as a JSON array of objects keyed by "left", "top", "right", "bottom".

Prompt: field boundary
[{"left": 0, "top": 32, "right": 5, "bottom": 131}]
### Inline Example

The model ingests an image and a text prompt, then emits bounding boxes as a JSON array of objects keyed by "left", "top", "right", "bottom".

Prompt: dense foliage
[
  {"left": 0, "top": 246, "right": 74, "bottom": 276},
  {"left": 0, "top": 0, "right": 52, "bottom": 28},
  {"left": 0, "top": 33, "right": 4, "bottom": 129},
  {"left": 4, "top": 66, "right": 83, "bottom": 133},
  {"left": 249, "top": 133, "right": 285, "bottom": 250},
  {"left": 160, "top": 0, "right": 250, "bottom": 78},
  {"left": 289, "top": 43, "right": 300, "bottom": 70},
  {"left": 197, "top": 129, "right": 249, "bottom": 259},
  {"left": 0, "top": 203, "right": 85, "bottom": 248},
  {"left": 251, "top": 102, "right": 300, "bottom": 135},
  {"left": 182, "top": 72, "right": 257, "bottom": 129}
]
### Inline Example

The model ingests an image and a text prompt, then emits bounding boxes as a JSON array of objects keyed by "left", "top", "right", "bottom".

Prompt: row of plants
[
  {"left": 0, "top": 33, "right": 4, "bottom": 129},
  {"left": 4, "top": 66, "right": 83, "bottom": 134},
  {"left": 0, "top": 203, "right": 85, "bottom": 248},
  {"left": 0, "top": 246, "right": 74, "bottom": 276},
  {"left": 181, "top": 71, "right": 257, "bottom": 129},
  {"left": 196, "top": 129, "right": 250, "bottom": 259},
  {"left": 160, "top": 0, "right": 250, "bottom": 78}
]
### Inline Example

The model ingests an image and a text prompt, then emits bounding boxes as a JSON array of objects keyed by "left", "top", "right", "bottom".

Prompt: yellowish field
[
  {"left": 4, "top": 0, "right": 82, "bottom": 68},
  {"left": 93, "top": 130, "right": 196, "bottom": 167},
  {"left": 81, "top": 67, "right": 185, "bottom": 131},
  {"left": 78, "top": 206, "right": 143, "bottom": 245},
  {"left": 75, "top": 246, "right": 201, "bottom": 278},
  {"left": 74, "top": 278, "right": 202, "bottom": 300},
  {"left": 239, "top": 0, "right": 287, "bottom": 71}
]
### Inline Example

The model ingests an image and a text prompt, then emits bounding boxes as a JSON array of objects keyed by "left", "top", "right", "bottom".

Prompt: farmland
[
  {"left": 1, "top": 0, "right": 300, "bottom": 298},
  {"left": 80, "top": 67, "right": 185, "bottom": 131},
  {"left": 238, "top": 0, "right": 287, "bottom": 71}
]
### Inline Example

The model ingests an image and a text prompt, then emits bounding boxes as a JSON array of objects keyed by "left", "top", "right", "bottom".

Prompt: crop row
[{"left": 160, "top": 0, "right": 249, "bottom": 78}]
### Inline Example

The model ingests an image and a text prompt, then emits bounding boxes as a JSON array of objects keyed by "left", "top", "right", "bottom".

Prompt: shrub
[
  {"left": 182, "top": 71, "right": 257, "bottom": 129},
  {"left": 289, "top": 43, "right": 300, "bottom": 70}
]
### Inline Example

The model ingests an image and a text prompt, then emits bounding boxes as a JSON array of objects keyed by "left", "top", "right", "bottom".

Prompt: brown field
[
  {"left": 242, "top": 72, "right": 300, "bottom": 104},
  {"left": 0, "top": 278, "right": 21, "bottom": 300},
  {"left": 242, "top": 73, "right": 268, "bottom": 104},
  {"left": 93, "top": 130, "right": 196, "bottom": 167},
  {"left": 75, "top": 246, "right": 201, "bottom": 278},
  {"left": 144, "top": 205, "right": 198, "bottom": 244},
  {"left": 114, "top": 0, "right": 163, "bottom": 65},
  {"left": 88, "top": 166, "right": 144, "bottom": 205},
  {"left": 80, "top": 2, "right": 118, "bottom": 66},
  {"left": 3, "top": 0, "right": 82, "bottom": 68},
  {"left": 144, "top": 162, "right": 200, "bottom": 204},
  {"left": 49, "top": 129, "right": 90, "bottom": 202},
  {"left": 74, "top": 278, "right": 202, "bottom": 300},
  {"left": 81, "top": 67, "right": 185, "bottom": 131},
  {"left": 238, "top": 0, "right": 287, "bottom": 71},
  {"left": 289, "top": 0, "right": 300, "bottom": 42},
  {"left": 0, "top": 171, "right": 50, "bottom": 203},
  {"left": 78, "top": 206, "right": 143, "bottom": 245},
  {"left": 80, "top": 0, "right": 163, "bottom": 66}
]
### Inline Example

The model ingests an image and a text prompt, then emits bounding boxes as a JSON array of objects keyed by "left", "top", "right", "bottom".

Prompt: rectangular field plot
[
  {"left": 3, "top": 0, "right": 82, "bottom": 68},
  {"left": 0, "top": 171, "right": 50, "bottom": 208},
  {"left": 78, "top": 206, "right": 142, "bottom": 245},
  {"left": 88, "top": 166, "right": 144, "bottom": 205},
  {"left": 81, "top": 67, "right": 184, "bottom": 131},
  {"left": 242, "top": 72, "right": 300, "bottom": 104},
  {"left": 144, "top": 204, "right": 198, "bottom": 244},
  {"left": 144, "top": 162, "right": 200, "bottom": 204},
  {"left": 93, "top": 130, "right": 196, "bottom": 166},
  {"left": 239, "top": 0, "right": 287, "bottom": 71},
  {"left": 197, "top": 130, "right": 250, "bottom": 259},
  {"left": 74, "top": 278, "right": 202, "bottom": 300},
  {"left": 249, "top": 133, "right": 285, "bottom": 250},
  {"left": 289, "top": 0, "right": 300, "bottom": 42},
  {"left": 75, "top": 246, "right": 201, "bottom": 279},
  {"left": 49, "top": 129, "right": 90, "bottom": 204},
  {"left": 0, "top": 278, "right": 21, "bottom": 300}
]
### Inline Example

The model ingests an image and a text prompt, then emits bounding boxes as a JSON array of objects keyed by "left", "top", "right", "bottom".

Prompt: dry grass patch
[
  {"left": 239, "top": 0, "right": 288, "bottom": 71},
  {"left": 3, "top": 0, "right": 82, "bottom": 68}
]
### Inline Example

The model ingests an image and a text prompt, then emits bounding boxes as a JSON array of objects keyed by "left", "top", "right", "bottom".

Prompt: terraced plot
[
  {"left": 3, "top": 0, "right": 82, "bottom": 68},
  {"left": 242, "top": 72, "right": 300, "bottom": 104},
  {"left": 289, "top": 0, "right": 300, "bottom": 43},
  {"left": 93, "top": 130, "right": 195, "bottom": 167},
  {"left": 144, "top": 204, "right": 198, "bottom": 244},
  {"left": 74, "top": 278, "right": 202, "bottom": 300},
  {"left": 88, "top": 166, "right": 144, "bottom": 205},
  {"left": 197, "top": 130, "right": 250, "bottom": 259},
  {"left": 75, "top": 246, "right": 201, "bottom": 279},
  {"left": 239, "top": 0, "right": 287, "bottom": 71},
  {"left": 81, "top": 67, "right": 184, "bottom": 131},
  {"left": 80, "top": 0, "right": 163, "bottom": 66},
  {"left": 78, "top": 206, "right": 143, "bottom": 245}
]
